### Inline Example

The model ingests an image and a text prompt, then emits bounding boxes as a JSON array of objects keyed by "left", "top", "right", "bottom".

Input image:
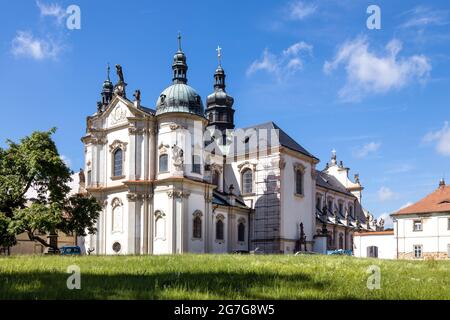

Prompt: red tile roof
[{"left": 392, "top": 185, "right": 450, "bottom": 216}]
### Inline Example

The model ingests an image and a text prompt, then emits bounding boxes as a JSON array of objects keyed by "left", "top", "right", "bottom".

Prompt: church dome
[
  {"left": 155, "top": 83, "right": 204, "bottom": 116},
  {"left": 155, "top": 33, "right": 204, "bottom": 117}
]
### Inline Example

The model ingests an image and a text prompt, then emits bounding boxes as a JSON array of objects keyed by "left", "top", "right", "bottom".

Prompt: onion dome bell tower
[
  {"left": 155, "top": 33, "right": 204, "bottom": 116},
  {"left": 101, "top": 64, "right": 114, "bottom": 106},
  {"left": 205, "top": 46, "right": 235, "bottom": 132}
]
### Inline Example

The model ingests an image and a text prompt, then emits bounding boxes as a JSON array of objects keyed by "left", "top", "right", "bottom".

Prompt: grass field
[{"left": 0, "top": 254, "right": 449, "bottom": 299}]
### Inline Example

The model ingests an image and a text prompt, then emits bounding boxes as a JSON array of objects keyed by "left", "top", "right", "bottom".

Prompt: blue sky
[{"left": 1, "top": 0, "right": 449, "bottom": 225}]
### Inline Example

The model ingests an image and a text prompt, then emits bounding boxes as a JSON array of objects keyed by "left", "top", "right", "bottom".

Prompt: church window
[
  {"left": 295, "top": 169, "right": 303, "bottom": 195},
  {"left": 242, "top": 169, "right": 253, "bottom": 194},
  {"left": 113, "top": 149, "right": 123, "bottom": 177},
  {"left": 447, "top": 218, "right": 450, "bottom": 230},
  {"left": 216, "top": 218, "right": 224, "bottom": 241},
  {"left": 87, "top": 170, "right": 92, "bottom": 186},
  {"left": 414, "top": 245, "right": 422, "bottom": 258},
  {"left": 338, "top": 202, "right": 343, "bottom": 216},
  {"left": 238, "top": 221, "right": 245, "bottom": 242},
  {"left": 193, "top": 215, "right": 202, "bottom": 239},
  {"left": 159, "top": 154, "right": 168, "bottom": 172},
  {"left": 367, "top": 246, "right": 378, "bottom": 258},
  {"left": 348, "top": 205, "right": 353, "bottom": 218},
  {"left": 316, "top": 196, "right": 321, "bottom": 210},
  {"left": 327, "top": 199, "right": 333, "bottom": 214},
  {"left": 192, "top": 155, "right": 201, "bottom": 174}
]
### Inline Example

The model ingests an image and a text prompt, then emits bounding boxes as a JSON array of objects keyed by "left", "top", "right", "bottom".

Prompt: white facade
[
  {"left": 354, "top": 182, "right": 450, "bottom": 260},
  {"left": 353, "top": 231, "right": 396, "bottom": 259},
  {"left": 394, "top": 213, "right": 450, "bottom": 259},
  {"left": 80, "top": 44, "right": 380, "bottom": 255}
]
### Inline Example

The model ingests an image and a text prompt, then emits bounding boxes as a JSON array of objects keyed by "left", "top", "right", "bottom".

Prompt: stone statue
[
  {"left": 79, "top": 168, "right": 85, "bottom": 184},
  {"left": 115, "top": 64, "right": 124, "bottom": 83},
  {"left": 133, "top": 89, "right": 141, "bottom": 102},
  {"left": 172, "top": 144, "right": 184, "bottom": 170}
]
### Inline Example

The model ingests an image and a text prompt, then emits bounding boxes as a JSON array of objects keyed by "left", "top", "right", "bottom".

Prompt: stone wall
[{"left": 399, "top": 252, "right": 449, "bottom": 260}]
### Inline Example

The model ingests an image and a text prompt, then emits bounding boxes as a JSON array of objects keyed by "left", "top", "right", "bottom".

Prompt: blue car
[{"left": 60, "top": 246, "right": 82, "bottom": 255}]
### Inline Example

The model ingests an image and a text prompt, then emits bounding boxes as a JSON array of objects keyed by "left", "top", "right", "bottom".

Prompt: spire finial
[
  {"left": 107, "top": 63, "right": 110, "bottom": 81},
  {"left": 216, "top": 45, "right": 222, "bottom": 66},
  {"left": 177, "top": 32, "right": 182, "bottom": 51}
]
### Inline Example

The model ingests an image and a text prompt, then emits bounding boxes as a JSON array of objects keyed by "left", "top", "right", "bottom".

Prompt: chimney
[{"left": 439, "top": 178, "right": 446, "bottom": 189}]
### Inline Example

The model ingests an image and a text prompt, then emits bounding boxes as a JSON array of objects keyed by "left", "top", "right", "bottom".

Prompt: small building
[
  {"left": 354, "top": 179, "right": 450, "bottom": 260},
  {"left": 392, "top": 179, "right": 450, "bottom": 260},
  {"left": 353, "top": 230, "right": 395, "bottom": 259}
]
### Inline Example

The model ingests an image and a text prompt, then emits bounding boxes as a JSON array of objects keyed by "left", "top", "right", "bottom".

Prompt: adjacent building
[{"left": 354, "top": 179, "right": 450, "bottom": 260}]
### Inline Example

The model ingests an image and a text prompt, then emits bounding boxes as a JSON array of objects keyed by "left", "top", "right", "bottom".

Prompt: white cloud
[
  {"left": 36, "top": 0, "right": 67, "bottom": 24},
  {"left": 11, "top": 31, "right": 61, "bottom": 60},
  {"left": 324, "top": 37, "right": 431, "bottom": 102},
  {"left": 401, "top": 6, "right": 448, "bottom": 29},
  {"left": 377, "top": 186, "right": 396, "bottom": 202},
  {"left": 247, "top": 41, "right": 313, "bottom": 80},
  {"left": 287, "top": 1, "right": 317, "bottom": 20},
  {"left": 423, "top": 121, "right": 450, "bottom": 156},
  {"left": 353, "top": 142, "right": 381, "bottom": 158}
]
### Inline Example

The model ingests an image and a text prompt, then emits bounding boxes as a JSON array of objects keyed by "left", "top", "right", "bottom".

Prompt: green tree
[{"left": 0, "top": 128, "right": 101, "bottom": 252}]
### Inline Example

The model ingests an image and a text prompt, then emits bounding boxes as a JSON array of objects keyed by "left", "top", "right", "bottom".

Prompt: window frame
[
  {"left": 112, "top": 148, "right": 124, "bottom": 178},
  {"left": 215, "top": 216, "right": 225, "bottom": 241},
  {"left": 241, "top": 168, "right": 253, "bottom": 195},
  {"left": 413, "top": 219, "right": 423, "bottom": 232},
  {"left": 413, "top": 244, "right": 423, "bottom": 259},
  {"left": 237, "top": 220, "right": 246, "bottom": 242},
  {"left": 192, "top": 154, "right": 201, "bottom": 174},
  {"left": 159, "top": 154, "right": 169, "bottom": 173},
  {"left": 192, "top": 211, "right": 202, "bottom": 240}
]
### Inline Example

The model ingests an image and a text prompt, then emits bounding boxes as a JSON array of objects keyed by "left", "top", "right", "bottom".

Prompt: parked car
[{"left": 60, "top": 246, "right": 82, "bottom": 255}]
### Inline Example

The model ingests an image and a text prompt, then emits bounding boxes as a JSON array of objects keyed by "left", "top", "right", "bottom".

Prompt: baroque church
[{"left": 80, "top": 35, "right": 383, "bottom": 255}]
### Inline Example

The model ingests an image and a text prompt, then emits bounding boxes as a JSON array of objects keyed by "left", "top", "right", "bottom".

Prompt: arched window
[
  {"left": 87, "top": 170, "right": 92, "bottom": 186},
  {"left": 193, "top": 211, "right": 202, "bottom": 239},
  {"left": 159, "top": 154, "right": 168, "bottom": 172},
  {"left": 327, "top": 235, "right": 333, "bottom": 247},
  {"left": 348, "top": 205, "right": 354, "bottom": 218},
  {"left": 295, "top": 169, "right": 303, "bottom": 195},
  {"left": 316, "top": 196, "right": 321, "bottom": 210},
  {"left": 242, "top": 169, "right": 253, "bottom": 194},
  {"left": 113, "top": 149, "right": 123, "bottom": 177},
  {"left": 339, "top": 233, "right": 344, "bottom": 249},
  {"left": 216, "top": 219, "right": 224, "bottom": 240},
  {"left": 238, "top": 222, "right": 245, "bottom": 242},
  {"left": 192, "top": 155, "right": 201, "bottom": 174}
]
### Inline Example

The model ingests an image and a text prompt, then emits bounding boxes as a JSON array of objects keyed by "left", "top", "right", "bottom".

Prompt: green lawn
[{"left": 0, "top": 254, "right": 449, "bottom": 299}]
